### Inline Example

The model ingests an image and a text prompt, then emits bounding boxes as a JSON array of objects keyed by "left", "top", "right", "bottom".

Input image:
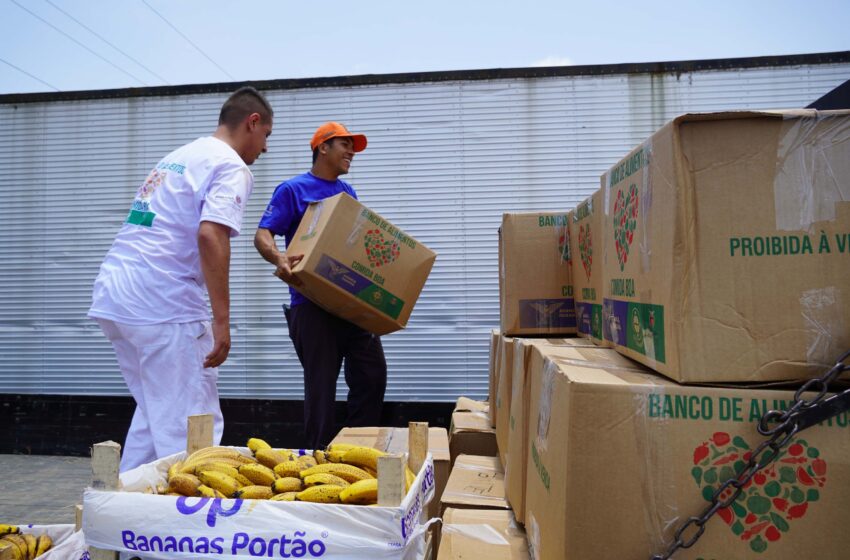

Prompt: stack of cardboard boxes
[{"left": 477, "top": 110, "right": 850, "bottom": 560}]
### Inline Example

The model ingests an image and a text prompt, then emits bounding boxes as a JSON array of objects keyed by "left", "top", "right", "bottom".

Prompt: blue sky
[{"left": 1, "top": 0, "right": 848, "bottom": 95}]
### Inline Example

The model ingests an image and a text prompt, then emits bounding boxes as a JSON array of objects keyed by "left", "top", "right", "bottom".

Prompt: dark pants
[{"left": 284, "top": 300, "right": 387, "bottom": 449}]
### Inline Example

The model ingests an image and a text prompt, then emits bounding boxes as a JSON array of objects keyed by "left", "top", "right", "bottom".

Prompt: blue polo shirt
[{"left": 258, "top": 172, "right": 357, "bottom": 306}]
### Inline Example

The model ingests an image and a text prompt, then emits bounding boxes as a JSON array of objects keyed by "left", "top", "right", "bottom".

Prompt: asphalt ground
[{"left": 0, "top": 454, "right": 91, "bottom": 525}]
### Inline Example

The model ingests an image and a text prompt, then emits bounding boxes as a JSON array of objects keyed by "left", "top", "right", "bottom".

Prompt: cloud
[{"left": 531, "top": 55, "right": 574, "bottom": 67}]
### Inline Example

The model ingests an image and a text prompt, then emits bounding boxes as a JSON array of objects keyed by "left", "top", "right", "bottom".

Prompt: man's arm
[
  {"left": 198, "top": 220, "right": 233, "bottom": 368},
  {"left": 253, "top": 227, "right": 303, "bottom": 286}
]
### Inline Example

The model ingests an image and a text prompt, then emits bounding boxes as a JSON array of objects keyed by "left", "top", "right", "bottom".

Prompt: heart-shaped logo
[
  {"left": 578, "top": 223, "right": 592, "bottom": 280},
  {"left": 691, "top": 431, "right": 826, "bottom": 554},
  {"left": 364, "top": 229, "right": 401, "bottom": 268},
  {"left": 612, "top": 184, "right": 638, "bottom": 271},
  {"left": 558, "top": 228, "right": 571, "bottom": 265}
]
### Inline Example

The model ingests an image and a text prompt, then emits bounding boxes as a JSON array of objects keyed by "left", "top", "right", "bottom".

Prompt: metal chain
[{"left": 651, "top": 349, "right": 850, "bottom": 560}]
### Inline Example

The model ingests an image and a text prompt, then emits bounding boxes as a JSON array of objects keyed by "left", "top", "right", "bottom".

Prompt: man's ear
[{"left": 247, "top": 112, "right": 261, "bottom": 130}]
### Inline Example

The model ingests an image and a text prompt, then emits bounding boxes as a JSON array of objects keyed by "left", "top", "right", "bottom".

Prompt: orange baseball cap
[{"left": 310, "top": 122, "right": 367, "bottom": 152}]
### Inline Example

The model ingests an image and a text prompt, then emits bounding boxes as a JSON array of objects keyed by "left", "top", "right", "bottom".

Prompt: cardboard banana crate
[{"left": 81, "top": 418, "right": 437, "bottom": 560}]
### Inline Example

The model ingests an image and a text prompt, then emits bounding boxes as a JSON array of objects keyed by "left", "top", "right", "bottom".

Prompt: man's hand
[
  {"left": 204, "top": 317, "right": 231, "bottom": 368},
  {"left": 274, "top": 254, "right": 304, "bottom": 286},
  {"left": 254, "top": 227, "right": 305, "bottom": 287}
]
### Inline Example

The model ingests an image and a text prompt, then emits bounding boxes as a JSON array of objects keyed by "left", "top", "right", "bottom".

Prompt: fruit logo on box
[
  {"left": 364, "top": 229, "right": 401, "bottom": 268},
  {"left": 579, "top": 223, "right": 592, "bottom": 280},
  {"left": 692, "top": 432, "right": 826, "bottom": 554},
  {"left": 558, "top": 229, "right": 572, "bottom": 265},
  {"left": 612, "top": 184, "right": 639, "bottom": 271}
]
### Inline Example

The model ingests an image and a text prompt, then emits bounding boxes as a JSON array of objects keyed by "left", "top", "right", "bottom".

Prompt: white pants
[{"left": 96, "top": 318, "right": 224, "bottom": 472}]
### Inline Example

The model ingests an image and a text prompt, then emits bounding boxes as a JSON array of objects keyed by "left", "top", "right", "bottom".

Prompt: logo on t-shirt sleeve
[{"left": 125, "top": 168, "right": 165, "bottom": 227}]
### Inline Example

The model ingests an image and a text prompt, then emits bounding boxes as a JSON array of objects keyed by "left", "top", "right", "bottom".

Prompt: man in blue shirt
[{"left": 254, "top": 122, "right": 387, "bottom": 449}]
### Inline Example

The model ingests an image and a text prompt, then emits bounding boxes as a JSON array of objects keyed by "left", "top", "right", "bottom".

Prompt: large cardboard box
[
  {"left": 499, "top": 212, "right": 577, "bottom": 336},
  {"left": 524, "top": 355, "right": 850, "bottom": 559},
  {"left": 331, "top": 426, "right": 449, "bottom": 519},
  {"left": 494, "top": 334, "right": 515, "bottom": 467},
  {"left": 601, "top": 110, "right": 850, "bottom": 382},
  {"left": 570, "top": 189, "right": 606, "bottom": 345},
  {"left": 286, "top": 192, "right": 437, "bottom": 335},
  {"left": 439, "top": 454, "right": 510, "bottom": 515},
  {"left": 449, "top": 411, "right": 497, "bottom": 466},
  {"left": 438, "top": 508, "right": 530, "bottom": 560},
  {"left": 489, "top": 328, "right": 500, "bottom": 428},
  {"left": 503, "top": 341, "right": 643, "bottom": 524}
]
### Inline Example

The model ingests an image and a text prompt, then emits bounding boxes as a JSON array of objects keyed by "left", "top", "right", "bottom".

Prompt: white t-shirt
[{"left": 89, "top": 136, "right": 253, "bottom": 325}]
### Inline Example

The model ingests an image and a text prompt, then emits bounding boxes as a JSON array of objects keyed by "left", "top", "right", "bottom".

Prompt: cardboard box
[
  {"left": 601, "top": 110, "right": 850, "bottom": 382},
  {"left": 454, "top": 396, "right": 489, "bottom": 415},
  {"left": 449, "top": 411, "right": 497, "bottom": 466},
  {"left": 286, "top": 192, "right": 437, "bottom": 335},
  {"left": 524, "top": 354, "right": 850, "bottom": 559},
  {"left": 489, "top": 328, "right": 500, "bottom": 428},
  {"left": 438, "top": 508, "right": 530, "bottom": 560},
  {"left": 570, "top": 189, "right": 606, "bottom": 345},
  {"left": 439, "top": 454, "right": 510, "bottom": 515},
  {"left": 331, "top": 426, "right": 449, "bottom": 519},
  {"left": 499, "top": 212, "right": 577, "bottom": 336},
  {"left": 494, "top": 334, "right": 515, "bottom": 467},
  {"left": 504, "top": 341, "right": 643, "bottom": 524}
]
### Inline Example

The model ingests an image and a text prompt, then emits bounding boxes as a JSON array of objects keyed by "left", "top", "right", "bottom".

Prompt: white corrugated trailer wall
[{"left": 0, "top": 59, "right": 847, "bottom": 400}]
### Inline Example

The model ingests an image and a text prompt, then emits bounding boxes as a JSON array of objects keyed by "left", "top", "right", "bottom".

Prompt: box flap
[
  {"left": 439, "top": 508, "right": 530, "bottom": 560},
  {"left": 441, "top": 455, "right": 509, "bottom": 510}
]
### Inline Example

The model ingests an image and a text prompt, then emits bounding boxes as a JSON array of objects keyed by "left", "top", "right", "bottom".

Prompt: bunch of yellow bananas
[
  {"left": 0, "top": 525, "right": 53, "bottom": 560},
  {"left": 162, "top": 439, "right": 417, "bottom": 506}
]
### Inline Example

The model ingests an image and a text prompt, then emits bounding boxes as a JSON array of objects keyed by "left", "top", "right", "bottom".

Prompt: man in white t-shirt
[{"left": 89, "top": 86, "right": 278, "bottom": 471}]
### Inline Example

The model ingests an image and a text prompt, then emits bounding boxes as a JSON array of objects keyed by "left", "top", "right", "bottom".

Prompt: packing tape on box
[
  {"left": 344, "top": 206, "right": 369, "bottom": 248},
  {"left": 774, "top": 111, "right": 849, "bottom": 232},
  {"left": 441, "top": 524, "right": 511, "bottom": 546},
  {"left": 630, "top": 384, "right": 683, "bottom": 553},
  {"left": 800, "top": 286, "right": 843, "bottom": 367}
]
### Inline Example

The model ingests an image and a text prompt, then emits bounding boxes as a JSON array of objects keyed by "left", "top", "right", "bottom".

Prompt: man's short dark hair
[
  {"left": 219, "top": 86, "right": 273, "bottom": 128},
  {"left": 312, "top": 138, "right": 337, "bottom": 164}
]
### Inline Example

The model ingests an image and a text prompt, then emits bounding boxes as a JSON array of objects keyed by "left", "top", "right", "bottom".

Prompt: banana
[
  {"left": 22, "top": 533, "right": 36, "bottom": 559},
  {"left": 234, "top": 485, "right": 274, "bottom": 500},
  {"left": 185, "top": 446, "right": 246, "bottom": 464},
  {"left": 233, "top": 473, "right": 254, "bottom": 487},
  {"left": 0, "top": 525, "right": 19, "bottom": 537},
  {"left": 167, "top": 473, "right": 202, "bottom": 497},
  {"left": 197, "top": 470, "right": 241, "bottom": 498},
  {"left": 180, "top": 457, "right": 245, "bottom": 474},
  {"left": 270, "top": 491, "right": 299, "bottom": 502},
  {"left": 313, "top": 450, "right": 328, "bottom": 464},
  {"left": 35, "top": 534, "right": 52, "bottom": 557},
  {"left": 190, "top": 461, "right": 241, "bottom": 479},
  {"left": 255, "top": 448, "right": 294, "bottom": 469},
  {"left": 341, "top": 446, "right": 386, "bottom": 471},
  {"left": 273, "top": 460, "right": 301, "bottom": 478},
  {"left": 296, "top": 485, "right": 344, "bottom": 503},
  {"left": 1, "top": 534, "right": 28, "bottom": 560},
  {"left": 239, "top": 463, "right": 277, "bottom": 486},
  {"left": 303, "top": 473, "right": 350, "bottom": 488},
  {"left": 405, "top": 466, "right": 416, "bottom": 493},
  {"left": 339, "top": 478, "right": 379, "bottom": 505},
  {"left": 325, "top": 449, "right": 346, "bottom": 463},
  {"left": 300, "top": 463, "right": 374, "bottom": 483},
  {"left": 272, "top": 477, "right": 303, "bottom": 493},
  {"left": 0, "top": 542, "right": 15, "bottom": 560},
  {"left": 198, "top": 484, "right": 227, "bottom": 499},
  {"left": 247, "top": 438, "right": 272, "bottom": 454},
  {"left": 296, "top": 454, "right": 318, "bottom": 469},
  {"left": 326, "top": 443, "right": 357, "bottom": 453},
  {"left": 167, "top": 460, "right": 184, "bottom": 480}
]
